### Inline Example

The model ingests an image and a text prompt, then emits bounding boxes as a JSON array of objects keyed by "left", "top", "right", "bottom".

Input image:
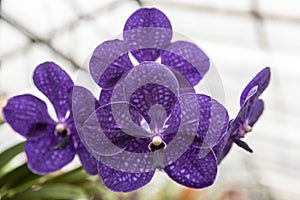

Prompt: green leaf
[
  {"left": 0, "top": 163, "right": 39, "bottom": 189},
  {"left": 47, "top": 167, "right": 90, "bottom": 184},
  {"left": 11, "top": 183, "right": 88, "bottom": 200},
  {"left": 1, "top": 166, "right": 92, "bottom": 198},
  {"left": 0, "top": 142, "right": 25, "bottom": 169}
]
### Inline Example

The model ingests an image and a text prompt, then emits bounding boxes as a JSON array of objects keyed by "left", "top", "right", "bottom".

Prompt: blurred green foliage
[
  {"left": 0, "top": 142, "right": 269, "bottom": 200},
  {"left": 0, "top": 142, "right": 113, "bottom": 200}
]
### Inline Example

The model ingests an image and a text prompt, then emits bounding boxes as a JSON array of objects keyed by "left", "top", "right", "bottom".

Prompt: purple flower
[
  {"left": 89, "top": 8, "right": 210, "bottom": 91},
  {"left": 73, "top": 62, "right": 229, "bottom": 192},
  {"left": 73, "top": 7, "right": 229, "bottom": 192},
  {"left": 216, "top": 67, "right": 271, "bottom": 162},
  {"left": 3, "top": 62, "right": 98, "bottom": 175}
]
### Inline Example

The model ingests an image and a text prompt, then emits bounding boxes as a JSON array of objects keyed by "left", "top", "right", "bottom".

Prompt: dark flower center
[
  {"left": 149, "top": 136, "right": 166, "bottom": 152},
  {"left": 238, "top": 124, "right": 252, "bottom": 137},
  {"left": 55, "top": 123, "right": 69, "bottom": 137},
  {"left": 149, "top": 142, "right": 165, "bottom": 152},
  {"left": 241, "top": 121, "right": 253, "bottom": 133},
  {"left": 54, "top": 123, "right": 71, "bottom": 150}
]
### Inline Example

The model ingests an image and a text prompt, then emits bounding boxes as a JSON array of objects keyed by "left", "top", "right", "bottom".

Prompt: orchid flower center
[
  {"left": 149, "top": 136, "right": 166, "bottom": 152},
  {"left": 242, "top": 124, "right": 253, "bottom": 133},
  {"left": 55, "top": 123, "right": 69, "bottom": 137},
  {"left": 54, "top": 122, "right": 71, "bottom": 150},
  {"left": 152, "top": 135, "right": 162, "bottom": 146},
  {"left": 235, "top": 121, "right": 253, "bottom": 138}
]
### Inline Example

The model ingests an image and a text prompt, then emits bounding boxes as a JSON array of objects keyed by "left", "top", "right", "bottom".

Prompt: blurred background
[{"left": 0, "top": 0, "right": 299, "bottom": 199}]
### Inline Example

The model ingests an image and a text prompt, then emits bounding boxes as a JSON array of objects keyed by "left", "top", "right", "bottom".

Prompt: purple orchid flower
[
  {"left": 216, "top": 67, "right": 271, "bottom": 162},
  {"left": 89, "top": 8, "right": 210, "bottom": 92},
  {"left": 3, "top": 62, "right": 98, "bottom": 175},
  {"left": 73, "top": 7, "right": 229, "bottom": 192},
  {"left": 73, "top": 62, "right": 229, "bottom": 192}
]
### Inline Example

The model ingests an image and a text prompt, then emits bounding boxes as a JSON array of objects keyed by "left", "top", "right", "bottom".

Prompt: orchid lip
[{"left": 53, "top": 136, "right": 71, "bottom": 150}]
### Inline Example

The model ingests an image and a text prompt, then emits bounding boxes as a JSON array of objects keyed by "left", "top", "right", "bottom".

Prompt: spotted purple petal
[
  {"left": 99, "top": 162, "right": 155, "bottom": 192},
  {"left": 166, "top": 94, "right": 228, "bottom": 150},
  {"left": 100, "top": 75, "right": 127, "bottom": 104},
  {"left": 108, "top": 102, "right": 150, "bottom": 138},
  {"left": 196, "top": 94, "right": 229, "bottom": 148},
  {"left": 79, "top": 106, "right": 127, "bottom": 157},
  {"left": 164, "top": 145, "right": 217, "bottom": 188},
  {"left": 89, "top": 40, "right": 133, "bottom": 89},
  {"left": 240, "top": 67, "right": 271, "bottom": 106},
  {"left": 129, "top": 83, "right": 177, "bottom": 124},
  {"left": 124, "top": 8, "right": 172, "bottom": 31},
  {"left": 122, "top": 62, "right": 179, "bottom": 100},
  {"left": 99, "top": 89, "right": 113, "bottom": 106},
  {"left": 248, "top": 99, "right": 264, "bottom": 126},
  {"left": 168, "top": 68, "right": 196, "bottom": 94},
  {"left": 110, "top": 62, "right": 179, "bottom": 126},
  {"left": 229, "top": 98, "right": 264, "bottom": 137},
  {"left": 163, "top": 93, "right": 200, "bottom": 166},
  {"left": 99, "top": 148, "right": 156, "bottom": 173},
  {"left": 72, "top": 131, "right": 98, "bottom": 175},
  {"left": 161, "top": 41, "right": 210, "bottom": 86},
  {"left": 77, "top": 147, "right": 98, "bottom": 175},
  {"left": 99, "top": 62, "right": 180, "bottom": 125},
  {"left": 79, "top": 102, "right": 149, "bottom": 157},
  {"left": 123, "top": 8, "right": 172, "bottom": 62},
  {"left": 3, "top": 94, "right": 55, "bottom": 138},
  {"left": 33, "top": 62, "right": 74, "bottom": 118},
  {"left": 25, "top": 125, "right": 75, "bottom": 174},
  {"left": 213, "top": 134, "right": 233, "bottom": 164},
  {"left": 71, "top": 86, "right": 99, "bottom": 130}
]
